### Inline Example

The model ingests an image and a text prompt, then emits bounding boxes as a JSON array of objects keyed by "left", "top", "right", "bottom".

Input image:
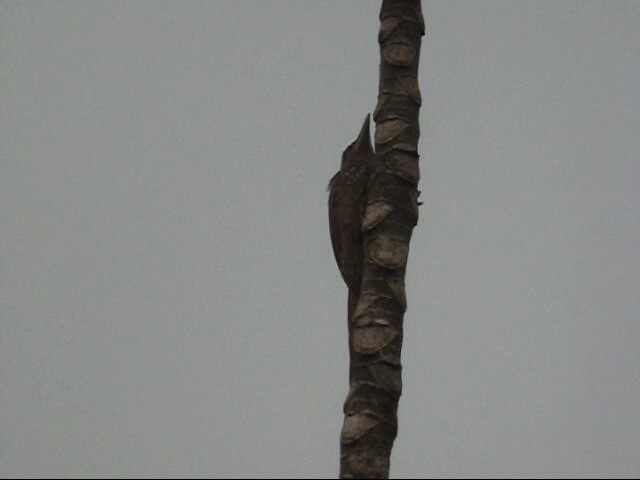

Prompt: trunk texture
[{"left": 339, "top": 1, "right": 424, "bottom": 478}]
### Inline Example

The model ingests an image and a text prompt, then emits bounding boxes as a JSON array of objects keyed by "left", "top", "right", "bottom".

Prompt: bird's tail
[{"left": 347, "top": 288, "right": 359, "bottom": 384}]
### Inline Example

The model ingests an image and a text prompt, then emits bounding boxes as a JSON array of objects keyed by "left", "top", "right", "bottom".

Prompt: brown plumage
[{"left": 328, "top": 114, "right": 375, "bottom": 381}]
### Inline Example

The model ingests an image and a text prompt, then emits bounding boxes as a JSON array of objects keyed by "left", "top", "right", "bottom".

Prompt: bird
[{"left": 328, "top": 114, "right": 375, "bottom": 382}]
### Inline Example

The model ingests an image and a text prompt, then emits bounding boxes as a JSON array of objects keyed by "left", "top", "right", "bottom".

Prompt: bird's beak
[{"left": 353, "top": 113, "right": 373, "bottom": 154}]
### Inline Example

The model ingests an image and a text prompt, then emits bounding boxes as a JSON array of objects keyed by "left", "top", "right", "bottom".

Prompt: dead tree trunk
[{"left": 338, "top": 1, "right": 424, "bottom": 478}]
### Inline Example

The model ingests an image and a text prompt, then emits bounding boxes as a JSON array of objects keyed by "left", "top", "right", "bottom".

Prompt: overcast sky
[{"left": 1, "top": 1, "right": 639, "bottom": 478}]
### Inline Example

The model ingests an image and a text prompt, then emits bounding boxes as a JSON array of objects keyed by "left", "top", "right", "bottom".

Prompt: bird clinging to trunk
[{"left": 328, "top": 114, "right": 375, "bottom": 382}]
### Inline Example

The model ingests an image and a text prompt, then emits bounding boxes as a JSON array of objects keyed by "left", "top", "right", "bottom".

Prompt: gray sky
[{"left": 1, "top": 1, "right": 639, "bottom": 478}]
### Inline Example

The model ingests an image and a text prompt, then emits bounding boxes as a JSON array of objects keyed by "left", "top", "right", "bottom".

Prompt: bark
[{"left": 339, "top": 1, "right": 424, "bottom": 478}]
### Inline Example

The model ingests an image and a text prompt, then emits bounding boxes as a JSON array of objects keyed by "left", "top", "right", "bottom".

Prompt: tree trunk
[{"left": 339, "top": 1, "right": 424, "bottom": 478}]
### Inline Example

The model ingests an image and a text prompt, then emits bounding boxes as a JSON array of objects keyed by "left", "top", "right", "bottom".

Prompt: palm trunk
[{"left": 339, "top": 1, "right": 424, "bottom": 478}]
